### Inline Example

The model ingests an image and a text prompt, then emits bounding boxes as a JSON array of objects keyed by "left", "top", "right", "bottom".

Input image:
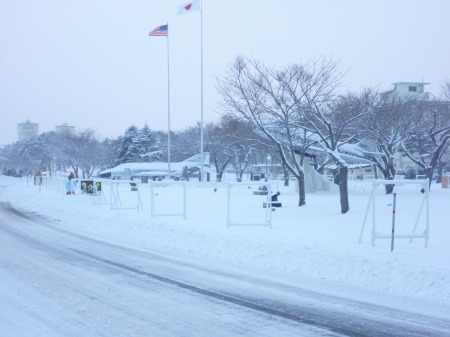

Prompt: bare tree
[
  {"left": 217, "top": 56, "right": 310, "bottom": 205},
  {"left": 297, "top": 91, "right": 370, "bottom": 213},
  {"left": 440, "top": 79, "right": 450, "bottom": 101},
  {"left": 2, "top": 131, "right": 65, "bottom": 175},
  {"left": 401, "top": 99, "right": 450, "bottom": 188},
  {"left": 58, "top": 129, "right": 101, "bottom": 178},
  {"left": 170, "top": 123, "right": 203, "bottom": 162},
  {"left": 201, "top": 120, "right": 233, "bottom": 182},
  {"left": 277, "top": 58, "right": 369, "bottom": 213},
  {"left": 220, "top": 117, "right": 260, "bottom": 182},
  {"left": 1, "top": 139, "right": 37, "bottom": 175},
  {"left": 361, "top": 92, "right": 423, "bottom": 193},
  {"left": 99, "top": 137, "right": 122, "bottom": 168}
]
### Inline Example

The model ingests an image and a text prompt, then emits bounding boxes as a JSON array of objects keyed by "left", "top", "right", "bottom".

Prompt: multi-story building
[
  {"left": 55, "top": 122, "right": 75, "bottom": 136},
  {"left": 17, "top": 120, "right": 38, "bottom": 141}
]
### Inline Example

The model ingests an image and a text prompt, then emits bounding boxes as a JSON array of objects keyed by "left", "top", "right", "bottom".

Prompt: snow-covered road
[{"left": 1, "top": 202, "right": 449, "bottom": 337}]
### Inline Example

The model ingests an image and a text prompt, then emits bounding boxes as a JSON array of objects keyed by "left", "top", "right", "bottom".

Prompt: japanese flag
[{"left": 177, "top": 0, "right": 200, "bottom": 15}]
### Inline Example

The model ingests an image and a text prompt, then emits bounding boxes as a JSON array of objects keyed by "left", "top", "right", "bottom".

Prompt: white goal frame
[
  {"left": 226, "top": 182, "right": 272, "bottom": 228},
  {"left": 358, "top": 179, "right": 429, "bottom": 247},
  {"left": 109, "top": 180, "right": 143, "bottom": 212},
  {"left": 43, "top": 176, "right": 67, "bottom": 194},
  {"left": 92, "top": 180, "right": 110, "bottom": 206},
  {"left": 149, "top": 181, "right": 186, "bottom": 219}
]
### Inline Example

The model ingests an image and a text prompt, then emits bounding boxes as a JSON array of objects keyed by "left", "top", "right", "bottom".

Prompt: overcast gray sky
[{"left": 1, "top": 0, "right": 449, "bottom": 146}]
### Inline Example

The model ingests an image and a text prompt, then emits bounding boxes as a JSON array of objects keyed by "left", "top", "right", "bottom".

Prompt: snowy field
[{"left": 1, "top": 174, "right": 450, "bottom": 322}]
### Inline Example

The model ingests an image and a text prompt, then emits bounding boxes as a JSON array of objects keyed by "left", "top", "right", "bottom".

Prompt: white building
[
  {"left": 55, "top": 122, "right": 75, "bottom": 135},
  {"left": 390, "top": 82, "right": 430, "bottom": 100},
  {"left": 17, "top": 119, "right": 38, "bottom": 141}
]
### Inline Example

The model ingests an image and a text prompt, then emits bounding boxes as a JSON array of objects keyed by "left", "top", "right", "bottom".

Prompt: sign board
[{"left": 81, "top": 180, "right": 94, "bottom": 194}]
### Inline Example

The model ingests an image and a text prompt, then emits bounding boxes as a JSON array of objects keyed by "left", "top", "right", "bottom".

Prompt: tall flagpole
[
  {"left": 200, "top": 0, "right": 204, "bottom": 182},
  {"left": 167, "top": 22, "right": 171, "bottom": 178}
]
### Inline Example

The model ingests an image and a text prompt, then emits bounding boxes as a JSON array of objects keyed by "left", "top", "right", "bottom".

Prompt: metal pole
[
  {"left": 265, "top": 156, "right": 268, "bottom": 182},
  {"left": 426, "top": 179, "right": 429, "bottom": 245},
  {"left": 391, "top": 192, "right": 397, "bottom": 252},
  {"left": 166, "top": 22, "right": 171, "bottom": 179},
  {"left": 371, "top": 180, "right": 377, "bottom": 247},
  {"left": 200, "top": 0, "right": 204, "bottom": 182}
]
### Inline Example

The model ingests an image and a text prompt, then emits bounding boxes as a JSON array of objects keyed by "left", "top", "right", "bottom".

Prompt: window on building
[{"left": 409, "top": 86, "right": 417, "bottom": 92}]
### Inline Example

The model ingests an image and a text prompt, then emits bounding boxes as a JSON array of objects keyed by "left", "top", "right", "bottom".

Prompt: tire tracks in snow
[{"left": 2, "top": 201, "right": 450, "bottom": 337}]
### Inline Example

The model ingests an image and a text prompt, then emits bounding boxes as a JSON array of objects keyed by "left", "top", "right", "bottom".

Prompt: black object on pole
[{"left": 391, "top": 193, "right": 397, "bottom": 252}]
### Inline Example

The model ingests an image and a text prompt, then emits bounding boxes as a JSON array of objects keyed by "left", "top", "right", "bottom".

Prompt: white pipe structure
[
  {"left": 149, "top": 181, "right": 186, "bottom": 219},
  {"left": 227, "top": 182, "right": 272, "bottom": 228},
  {"left": 92, "top": 180, "right": 110, "bottom": 206},
  {"left": 359, "top": 179, "right": 430, "bottom": 248},
  {"left": 109, "top": 180, "right": 143, "bottom": 212}
]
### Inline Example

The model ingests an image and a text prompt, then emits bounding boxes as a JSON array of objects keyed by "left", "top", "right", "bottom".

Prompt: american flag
[{"left": 148, "top": 24, "right": 168, "bottom": 37}]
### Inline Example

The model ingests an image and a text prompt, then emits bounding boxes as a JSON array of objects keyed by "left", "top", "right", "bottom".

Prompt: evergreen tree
[
  {"left": 117, "top": 125, "right": 140, "bottom": 163},
  {"left": 139, "top": 125, "right": 160, "bottom": 162}
]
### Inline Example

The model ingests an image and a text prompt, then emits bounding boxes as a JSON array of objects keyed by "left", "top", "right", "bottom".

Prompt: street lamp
[{"left": 265, "top": 154, "right": 271, "bottom": 182}]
